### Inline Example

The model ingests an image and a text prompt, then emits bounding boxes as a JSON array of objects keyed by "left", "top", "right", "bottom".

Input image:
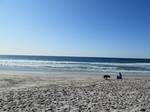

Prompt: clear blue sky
[{"left": 0, "top": 0, "right": 150, "bottom": 58}]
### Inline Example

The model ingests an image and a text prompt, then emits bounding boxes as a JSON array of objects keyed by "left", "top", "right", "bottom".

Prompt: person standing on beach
[
  {"left": 119, "top": 72, "right": 122, "bottom": 79},
  {"left": 117, "top": 72, "right": 122, "bottom": 79}
]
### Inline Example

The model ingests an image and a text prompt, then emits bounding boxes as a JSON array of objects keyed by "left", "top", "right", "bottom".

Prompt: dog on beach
[{"left": 103, "top": 75, "right": 110, "bottom": 79}]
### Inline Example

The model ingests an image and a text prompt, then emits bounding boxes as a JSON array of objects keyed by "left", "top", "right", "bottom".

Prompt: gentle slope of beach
[{"left": 0, "top": 73, "right": 149, "bottom": 112}]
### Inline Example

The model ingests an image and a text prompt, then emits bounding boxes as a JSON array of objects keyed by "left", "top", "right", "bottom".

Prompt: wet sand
[{"left": 0, "top": 73, "right": 150, "bottom": 112}]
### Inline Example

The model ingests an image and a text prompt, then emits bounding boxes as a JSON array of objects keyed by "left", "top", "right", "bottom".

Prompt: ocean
[{"left": 0, "top": 55, "right": 150, "bottom": 75}]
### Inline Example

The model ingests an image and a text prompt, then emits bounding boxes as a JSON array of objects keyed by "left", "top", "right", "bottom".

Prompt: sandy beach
[{"left": 0, "top": 73, "right": 150, "bottom": 112}]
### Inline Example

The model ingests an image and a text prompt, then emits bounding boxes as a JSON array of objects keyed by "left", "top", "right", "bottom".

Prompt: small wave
[{"left": 0, "top": 59, "right": 150, "bottom": 73}]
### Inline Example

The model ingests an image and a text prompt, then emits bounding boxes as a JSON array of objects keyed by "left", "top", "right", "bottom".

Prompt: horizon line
[{"left": 0, "top": 54, "right": 150, "bottom": 60}]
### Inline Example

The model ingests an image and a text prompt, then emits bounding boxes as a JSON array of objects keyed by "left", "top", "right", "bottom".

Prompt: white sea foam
[{"left": 0, "top": 59, "right": 150, "bottom": 73}]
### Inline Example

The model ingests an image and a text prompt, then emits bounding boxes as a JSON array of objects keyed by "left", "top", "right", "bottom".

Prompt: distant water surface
[{"left": 0, "top": 55, "right": 150, "bottom": 75}]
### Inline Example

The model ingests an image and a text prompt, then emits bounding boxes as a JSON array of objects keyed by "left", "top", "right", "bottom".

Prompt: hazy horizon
[
  {"left": 1, "top": 54, "right": 150, "bottom": 60},
  {"left": 0, "top": 0, "right": 150, "bottom": 58}
]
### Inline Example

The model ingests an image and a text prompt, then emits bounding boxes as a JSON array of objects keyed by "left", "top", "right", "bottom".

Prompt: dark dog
[{"left": 103, "top": 75, "right": 110, "bottom": 79}]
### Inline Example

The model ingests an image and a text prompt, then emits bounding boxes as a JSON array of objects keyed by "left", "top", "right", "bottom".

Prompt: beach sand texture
[{"left": 0, "top": 74, "right": 150, "bottom": 112}]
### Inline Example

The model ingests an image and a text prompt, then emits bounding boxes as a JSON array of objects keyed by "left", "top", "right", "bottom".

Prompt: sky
[{"left": 0, "top": 0, "right": 150, "bottom": 58}]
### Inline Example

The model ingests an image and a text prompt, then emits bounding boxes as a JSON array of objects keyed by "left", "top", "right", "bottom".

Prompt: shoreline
[{"left": 0, "top": 72, "right": 150, "bottom": 92}]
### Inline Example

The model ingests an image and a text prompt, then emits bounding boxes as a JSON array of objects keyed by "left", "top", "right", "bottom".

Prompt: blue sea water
[{"left": 0, "top": 55, "right": 150, "bottom": 75}]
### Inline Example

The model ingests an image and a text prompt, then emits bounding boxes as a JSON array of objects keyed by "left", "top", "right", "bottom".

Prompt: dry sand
[{"left": 0, "top": 73, "right": 150, "bottom": 112}]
